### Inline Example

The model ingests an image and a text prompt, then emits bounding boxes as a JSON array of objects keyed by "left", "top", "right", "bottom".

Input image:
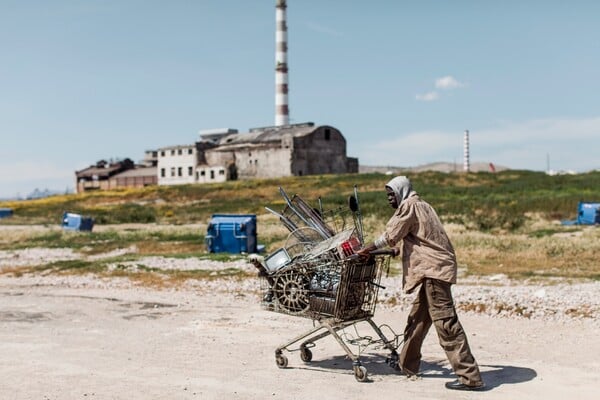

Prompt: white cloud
[
  {"left": 415, "top": 91, "right": 439, "bottom": 102},
  {"left": 415, "top": 76, "right": 464, "bottom": 102},
  {"left": 435, "top": 76, "right": 464, "bottom": 90}
]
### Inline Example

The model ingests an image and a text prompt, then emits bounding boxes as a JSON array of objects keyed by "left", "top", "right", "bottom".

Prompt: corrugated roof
[
  {"left": 75, "top": 165, "right": 123, "bottom": 178},
  {"left": 217, "top": 123, "right": 318, "bottom": 146},
  {"left": 113, "top": 167, "right": 157, "bottom": 178}
]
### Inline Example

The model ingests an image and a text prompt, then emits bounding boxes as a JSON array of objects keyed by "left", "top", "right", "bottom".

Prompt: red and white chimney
[{"left": 275, "top": 0, "right": 289, "bottom": 126}]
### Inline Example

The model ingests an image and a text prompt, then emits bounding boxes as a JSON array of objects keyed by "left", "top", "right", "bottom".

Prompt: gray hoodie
[{"left": 385, "top": 176, "right": 416, "bottom": 208}]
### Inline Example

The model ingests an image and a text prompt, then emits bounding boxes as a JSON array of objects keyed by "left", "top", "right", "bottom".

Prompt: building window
[
  {"left": 160, "top": 151, "right": 165, "bottom": 157},
  {"left": 201, "top": 170, "right": 206, "bottom": 176},
  {"left": 178, "top": 149, "right": 182, "bottom": 155},
  {"left": 171, "top": 150, "right": 175, "bottom": 156},
  {"left": 178, "top": 167, "right": 182, "bottom": 176},
  {"left": 161, "top": 168, "right": 165, "bottom": 177},
  {"left": 188, "top": 148, "right": 193, "bottom": 154},
  {"left": 325, "top": 129, "right": 331, "bottom": 140},
  {"left": 210, "top": 170, "right": 215, "bottom": 179},
  {"left": 219, "top": 169, "right": 225, "bottom": 175},
  {"left": 188, "top": 166, "right": 193, "bottom": 176},
  {"left": 171, "top": 167, "right": 176, "bottom": 177}
]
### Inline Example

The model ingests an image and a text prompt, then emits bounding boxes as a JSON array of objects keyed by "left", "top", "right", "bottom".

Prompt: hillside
[
  {"left": 360, "top": 161, "right": 509, "bottom": 174},
  {"left": 1, "top": 170, "right": 599, "bottom": 229}
]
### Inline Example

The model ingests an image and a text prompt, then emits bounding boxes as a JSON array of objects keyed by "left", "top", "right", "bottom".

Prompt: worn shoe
[{"left": 445, "top": 380, "right": 485, "bottom": 391}]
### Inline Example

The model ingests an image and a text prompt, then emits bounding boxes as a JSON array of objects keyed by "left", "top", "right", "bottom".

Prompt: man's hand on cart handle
[
  {"left": 357, "top": 245, "right": 399, "bottom": 257},
  {"left": 371, "top": 248, "right": 399, "bottom": 257},
  {"left": 356, "top": 243, "right": 376, "bottom": 259}
]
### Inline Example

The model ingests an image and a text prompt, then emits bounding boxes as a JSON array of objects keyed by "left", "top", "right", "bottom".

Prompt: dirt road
[{"left": 1, "top": 277, "right": 598, "bottom": 400}]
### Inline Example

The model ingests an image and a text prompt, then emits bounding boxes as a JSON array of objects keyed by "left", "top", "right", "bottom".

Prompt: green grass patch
[{"left": 2, "top": 170, "right": 600, "bottom": 282}]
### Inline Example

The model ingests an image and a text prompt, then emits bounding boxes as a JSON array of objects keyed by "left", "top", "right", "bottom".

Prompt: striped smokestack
[
  {"left": 463, "top": 130, "right": 470, "bottom": 172},
  {"left": 275, "top": 0, "right": 289, "bottom": 126}
]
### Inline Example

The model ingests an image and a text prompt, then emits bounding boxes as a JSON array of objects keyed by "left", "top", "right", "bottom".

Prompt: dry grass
[
  {"left": 2, "top": 195, "right": 599, "bottom": 282},
  {"left": 451, "top": 222, "right": 600, "bottom": 280}
]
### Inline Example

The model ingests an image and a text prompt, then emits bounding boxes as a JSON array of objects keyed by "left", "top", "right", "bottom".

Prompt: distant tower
[
  {"left": 463, "top": 130, "right": 470, "bottom": 172},
  {"left": 275, "top": 0, "right": 289, "bottom": 126}
]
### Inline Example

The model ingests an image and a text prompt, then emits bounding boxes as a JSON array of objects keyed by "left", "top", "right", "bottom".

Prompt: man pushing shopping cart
[{"left": 254, "top": 177, "right": 484, "bottom": 390}]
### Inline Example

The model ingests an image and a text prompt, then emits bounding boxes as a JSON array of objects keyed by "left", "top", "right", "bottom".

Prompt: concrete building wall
[
  {"left": 205, "top": 142, "right": 293, "bottom": 180},
  {"left": 346, "top": 157, "right": 359, "bottom": 173},
  {"left": 203, "top": 125, "right": 351, "bottom": 180},
  {"left": 236, "top": 143, "right": 293, "bottom": 179},
  {"left": 157, "top": 145, "right": 197, "bottom": 186},
  {"left": 113, "top": 175, "right": 157, "bottom": 189},
  {"left": 77, "top": 179, "right": 117, "bottom": 193},
  {"left": 291, "top": 126, "right": 347, "bottom": 176},
  {"left": 195, "top": 165, "right": 228, "bottom": 183}
]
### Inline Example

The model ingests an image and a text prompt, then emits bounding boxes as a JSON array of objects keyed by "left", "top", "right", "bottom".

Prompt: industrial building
[
  {"left": 156, "top": 122, "right": 358, "bottom": 186},
  {"left": 75, "top": 122, "right": 357, "bottom": 192},
  {"left": 75, "top": 152, "right": 157, "bottom": 193}
]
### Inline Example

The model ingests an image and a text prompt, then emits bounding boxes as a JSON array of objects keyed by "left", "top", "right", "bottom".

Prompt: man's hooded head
[{"left": 385, "top": 176, "right": 414, "bottom": 209}]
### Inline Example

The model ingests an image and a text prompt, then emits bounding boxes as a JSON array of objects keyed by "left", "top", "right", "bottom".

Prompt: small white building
[
  {"left": 157, "top": 144, "right": 199, "bottom": 186},
  {"left": 156, "top": 130, "right": 234, "bottom": 186}
]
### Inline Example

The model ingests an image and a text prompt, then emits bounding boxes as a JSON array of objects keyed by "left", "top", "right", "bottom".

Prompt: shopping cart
[{"left": 254, "top": 187, "right": 401, "bottom": 382}]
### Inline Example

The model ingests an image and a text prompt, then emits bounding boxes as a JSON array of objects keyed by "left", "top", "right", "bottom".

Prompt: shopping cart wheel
[
  {"left": 275, "top": 354, "right": 288, "bottom": 368},
  {"left": 387, "top": 351, "right": 400, "bottom": 370},
  {"left": 300, "top": 347, "right": 312, "bottom": 362},
  {"left": 353, "top": 365, "right": 368, "bottom": 382}
]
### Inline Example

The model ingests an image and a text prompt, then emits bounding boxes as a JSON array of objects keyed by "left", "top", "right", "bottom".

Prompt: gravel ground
[
  {"left": 1, "top": 247, "right": 599, "bottom": 399},
  {"left": 1, "top": 247, "right": 598, "bottom": 325}
]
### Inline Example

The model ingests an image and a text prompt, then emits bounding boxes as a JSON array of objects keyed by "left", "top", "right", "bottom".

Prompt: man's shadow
[
  {"left": 294, "top": 355, "right": 536, "bottom": 389},
  {"left": 416, "top": 360, "right": 537, "bottom": 390}
]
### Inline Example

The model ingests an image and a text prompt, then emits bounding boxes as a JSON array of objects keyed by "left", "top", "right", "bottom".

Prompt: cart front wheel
[
  {"left": 354, "top": 365, "right": 368, "bottom": 382},
  {"left": 275, "top": 354, "right": 288, "bottom": 368},
  {"left": 387, "top": 351, "right": 400, "bottom": 370},
  {"left": 300, "top": 347, "right": 312, "bottom": 362}
]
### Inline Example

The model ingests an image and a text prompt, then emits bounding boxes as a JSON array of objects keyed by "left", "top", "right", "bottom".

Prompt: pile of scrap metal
[{"left": 250, "top": 187, "right": 369, "bottom": 317}]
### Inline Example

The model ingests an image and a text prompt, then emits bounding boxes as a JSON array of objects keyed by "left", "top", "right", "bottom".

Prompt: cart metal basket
[{"left": 255, "top": 187, "right": 400, "bottom": 382}]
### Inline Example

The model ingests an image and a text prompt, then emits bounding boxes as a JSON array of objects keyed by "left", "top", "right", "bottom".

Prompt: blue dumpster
[
  {"left": 206, "top": 214, "right": 262, "bottom": 253},
  {"left": 62, "top": 212, "right": 94, "bottom": 232},
  {"left": 577, "top": 202, "right": 600, "bottom": 225},
  {"left": 0, "top": 208, "right": 13, "bottom": 219}
]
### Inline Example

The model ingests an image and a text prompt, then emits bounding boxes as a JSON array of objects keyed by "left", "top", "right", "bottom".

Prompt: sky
[{"left": 1, "top": 0, "right": 599, "bottom": 198}]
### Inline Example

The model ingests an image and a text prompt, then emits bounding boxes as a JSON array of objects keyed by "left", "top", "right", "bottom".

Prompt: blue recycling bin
[
  {"left": 0, "top": 208, "right": 13, "bottom": 219},
  {"left": 62, "top": 212, "right": 94, "bottom": 232},
  {"left": 206, "top": 214, "right": 262, "bottom": 254},
  {"left": 577, "top": 202, "right": 600, "bottom": 225}
]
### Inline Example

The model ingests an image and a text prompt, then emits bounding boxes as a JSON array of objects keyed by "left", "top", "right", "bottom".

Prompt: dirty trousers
[{"left": 399, "top": 278, "right": 483, "bottom": 386}]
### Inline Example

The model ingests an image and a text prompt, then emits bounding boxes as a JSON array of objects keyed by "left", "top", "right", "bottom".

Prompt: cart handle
[
  {"left": 345, "top": 248, "right": 395, "bottom": 261},
  {"left": 369, "top": 249, "right": 396, "bottom": 256},
  {"left": 369, "top": 281, "right": 386, "bottom": 289}
]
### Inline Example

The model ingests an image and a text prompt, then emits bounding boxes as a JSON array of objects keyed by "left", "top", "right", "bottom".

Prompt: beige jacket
[{"left": 382, "top": 193, "right": 457, "bottom": 293}]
